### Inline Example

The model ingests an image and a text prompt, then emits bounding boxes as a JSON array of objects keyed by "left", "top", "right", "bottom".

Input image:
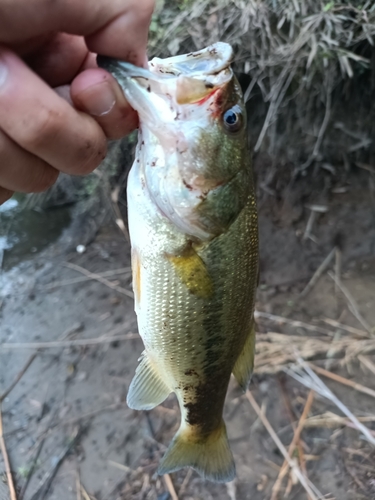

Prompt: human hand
[{"left": 0, "top": 0, "right": 155, "bottom": 204}]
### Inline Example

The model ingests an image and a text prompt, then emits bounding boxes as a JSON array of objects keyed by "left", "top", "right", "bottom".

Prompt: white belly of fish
[{"left": 128, "top": 155, "right": 210, "bottom": 366}]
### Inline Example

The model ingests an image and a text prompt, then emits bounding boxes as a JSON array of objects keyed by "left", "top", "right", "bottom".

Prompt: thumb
[{"left": 71, "top": 68, "right": 138, "bottom": 140}]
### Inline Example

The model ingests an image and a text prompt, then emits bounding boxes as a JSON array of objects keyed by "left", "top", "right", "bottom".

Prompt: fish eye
[{"left": 222, "top": 105, "right": 243, "bottom": 133}]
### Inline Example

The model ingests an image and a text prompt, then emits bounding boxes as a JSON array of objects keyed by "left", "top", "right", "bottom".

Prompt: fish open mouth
[
  {"left": 97, "top": 43, "right": 239, "bottom": 240},
  {"left": 146, "top": 42, "right": 233, "bottom": 78},
  {"left": 97, "top": 42, "right": 234, "bottom": 107}
]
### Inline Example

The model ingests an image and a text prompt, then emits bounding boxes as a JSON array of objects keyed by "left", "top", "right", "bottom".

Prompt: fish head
[{"left": 98, "top": 43, "right": 250, "bottom": 240}]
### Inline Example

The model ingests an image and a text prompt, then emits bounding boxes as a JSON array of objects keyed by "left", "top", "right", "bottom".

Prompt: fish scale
[{"left": 98, "top": 42, "right": 259, "bottom": 483}]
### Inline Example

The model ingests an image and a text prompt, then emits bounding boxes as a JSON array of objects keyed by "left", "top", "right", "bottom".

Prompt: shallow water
[{"left": 0, "top": 195, "right": 71, "bottom": 271}]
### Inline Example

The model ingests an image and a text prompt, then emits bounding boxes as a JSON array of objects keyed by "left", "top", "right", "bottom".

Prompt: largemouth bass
[{"left": 98, "top": 42, "right": 259, "bottom": 483}]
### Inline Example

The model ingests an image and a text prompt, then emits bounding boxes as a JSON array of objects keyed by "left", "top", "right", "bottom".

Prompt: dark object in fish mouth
[{"left": 97, "top": 54, "right": 117, "bottom": 73}]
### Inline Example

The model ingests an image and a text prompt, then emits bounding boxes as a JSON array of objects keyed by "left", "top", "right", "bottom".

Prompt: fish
[{"left": 97, "top": 42, "right": 259, "bottom": 483}]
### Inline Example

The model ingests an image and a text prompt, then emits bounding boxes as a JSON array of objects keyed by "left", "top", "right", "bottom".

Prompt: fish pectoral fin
[
  {"left": 167, "top": 244, "right": 213, "bottom": 299},
  {"left": 158, "top": 421, "right": 235, "bottom": 483},
  {"left": 232, "top": 320, "right": 256, "bottom": 392},
  {"left": 127, "top": 352, "right": 171, "bottom": 410}
]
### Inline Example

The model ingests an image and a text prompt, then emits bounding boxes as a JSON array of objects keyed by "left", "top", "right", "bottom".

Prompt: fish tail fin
[
  {"left": 158, "top": 420, "right": 235, "bottom": 483},
  {"left": 127, "top": 352, "right": 170, "bottom": 410}
]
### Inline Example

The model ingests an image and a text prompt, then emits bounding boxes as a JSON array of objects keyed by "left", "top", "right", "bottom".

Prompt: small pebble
[{"left": 76, "top": 244, "right": 86, "bottom": 254}]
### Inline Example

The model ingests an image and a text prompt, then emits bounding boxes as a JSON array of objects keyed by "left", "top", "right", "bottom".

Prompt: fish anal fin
[
  {"left": 167, "top": 245, "right": 213, "bottom": 299},
  {"left": 127, "top": 352, "right": 170, "bottom": 410},
  {"left": 158, "top": 420, "right": 235, "bottom": 483},
  {"left": 232, "top": 320, "right": 256, "bottom": 391}
]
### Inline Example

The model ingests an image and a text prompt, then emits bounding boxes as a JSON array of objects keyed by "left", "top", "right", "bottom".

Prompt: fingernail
[
  {"left": 0, "top": 56, "right": 8, "bottom": 87},
  {"left": 83, "top": 81, "right": 116, "bottom": 116}
]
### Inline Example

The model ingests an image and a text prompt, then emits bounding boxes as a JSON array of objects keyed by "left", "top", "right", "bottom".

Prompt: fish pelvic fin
[
  {"left": 232, "top": 320, "right": 256, "bottom": 391},
  {"left": 127, "top": 352, "right": 171, "bottom": 410},
  {"left": 158, "top": 421, "right": 235, "bottom": 483}
]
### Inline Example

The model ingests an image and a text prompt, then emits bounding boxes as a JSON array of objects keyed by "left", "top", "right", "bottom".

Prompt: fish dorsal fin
[
  {"left": 127, "top": 352, "right": 171, "bottom": 410},
  {"left": 232, "top": 320, "right": 256, "bottom": 391}
]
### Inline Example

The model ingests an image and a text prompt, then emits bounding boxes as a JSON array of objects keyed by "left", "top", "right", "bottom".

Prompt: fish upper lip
[{"left": 148, "top": 42, "right": 234, "bottom": 78}]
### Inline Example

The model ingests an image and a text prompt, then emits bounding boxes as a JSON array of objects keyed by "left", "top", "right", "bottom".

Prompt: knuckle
[
  {"left": 31, "top": 164, "right": 59, "bottom": 192},
  {"left": 73, "top": 130, "right": 107, "bottom": 176},
  {"left": 22, "top": 107, "right": 62, "bottom": 151}
]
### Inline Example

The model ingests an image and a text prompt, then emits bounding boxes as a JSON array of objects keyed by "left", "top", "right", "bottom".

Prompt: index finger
[{"left": 0, "top": 0, "right": 154, "bottom": 66}]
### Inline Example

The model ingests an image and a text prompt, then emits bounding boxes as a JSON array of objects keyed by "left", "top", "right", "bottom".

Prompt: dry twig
[
  {"left": 0, "top": 331, "right": 139, "bottom": 350},
  {"left": 328, "top": 271, "right": 373, "bottom": 336},
  {"left": 29, "top": 427, "right": 81, "bottom": 500},
  {"left": 298, "top": 80, "right": 332, "bottom": 173},
  {"left": 64, "top": 262, "right": 134, "bottom": 298},
  {"left": 0, "top": 353, "right": 37, "bottom": 402},
  {"left": 163, "top": 473, "right": 179, "bottom": 500},
  {"left": 271, "top": 390, "right": 315, "bottom": 500},
  {"left": 0, "top": 403, "right": 17, "bottom": 500},
  {"left": 179, "top": 468, "right": 193, "bottom": 496},
  {"left": 76, "top": 472, "right": 82, "bottom": 500},
  {"left": 299, "top": 248, "right": 336, "bottom": 299},
  {"left": 304, "top": 411, "right": 375, "bottom": 429},
  {"left": 303, "top": 210, "right": 318, "bottom": 243},
  {"left": 55, "top": 403, "right": 126, "bottom": 432},
  {"left": 322, "top": 319, "right": 368, "bottom": 338},
  {"left": 254, "top": 332, "right": 375, "bottom": 375},
  {"left": 19, "top": 438, "right": 45, "bottom": 500},
  {"left": 108, "top": 460, "right": 132, "bottom": 474},
  {"left": 254, "top": 311, "right": 334, "bottom": 336},
  {"left": 245, "top": 391, "right": 324, "bottom": 500},
  {"left": 80, "top": 484, "right": 92, "bottom": 500},
  {"left": 141, "top": 409, "right": 179, "bottom": 499},
  {"left": 39, "top": 267, "right": 131, "bottom": 292},
  {"left": 149, "top": 1, "right": 375, "bottom": 166},
  {"left": 358, "top": 355, "right": 375, "bottom": 376},
  {"left": 334, "top": 248, "right": 342, "bottom": 295},
  {"left": 110, "top": 186, "right": 130, "bottom": 242},
  {"left": 0, "top": 351, "right": 44, "bottom": 500},
  {"left": 309, "top": 362, "right": 375, "bottom": 399},
  {"left": 286, "top": 357, "right": 375, "bottom": 446}
]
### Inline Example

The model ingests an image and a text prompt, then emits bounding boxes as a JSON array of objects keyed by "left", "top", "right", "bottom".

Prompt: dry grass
[
  {"left": 150, "top": 0, "right": 375, "bottom": 168},
  {"left": 286, "top": 357, "right": 375, "bottom": 445},
  {"left": 254, "top": 330, "right": 375, "bottom": 375}
]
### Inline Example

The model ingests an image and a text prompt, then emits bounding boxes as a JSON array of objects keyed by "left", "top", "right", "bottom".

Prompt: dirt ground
[{"left": 1, "top": 162, "right": 375, "bottom": 500}]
